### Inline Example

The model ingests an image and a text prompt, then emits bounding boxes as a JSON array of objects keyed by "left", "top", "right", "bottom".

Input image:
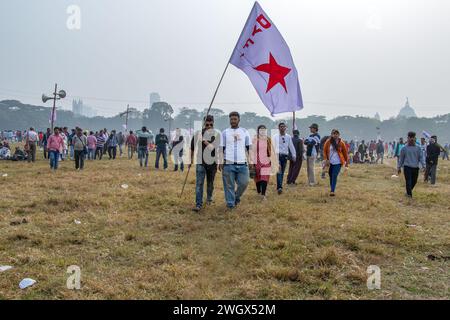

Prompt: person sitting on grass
[
  {"left": 352, "top": 151, "right": 362, "bottom": 164},
  {"left": 0, "top": 142, "right": 11, "bottom": 160},
  {"left": 11, "top": 146, "right": 27, "bottom": 161}
]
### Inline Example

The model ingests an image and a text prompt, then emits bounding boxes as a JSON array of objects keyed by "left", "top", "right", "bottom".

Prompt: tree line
[{"left": 1, "top": 100, "right": 449, "bottom": 142}]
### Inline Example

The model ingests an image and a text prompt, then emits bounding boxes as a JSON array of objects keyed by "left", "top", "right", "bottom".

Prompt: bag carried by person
[
  {"left": 249, "top": 165, "right": 256, "bottom": 179},
  {"left": 77, "top": 136, "right": 88, "bottom": 156}
]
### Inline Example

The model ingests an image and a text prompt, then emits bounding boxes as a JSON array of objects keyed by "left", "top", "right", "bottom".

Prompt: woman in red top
[{"left": 251, "top": 125, "right": 277, "bottom": 200}]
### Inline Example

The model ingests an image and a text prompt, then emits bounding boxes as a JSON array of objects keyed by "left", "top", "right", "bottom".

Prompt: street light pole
[
  {"left": 125, "top": 104, "right": 129, "bottom": 132},
  {"left": 51, "top": 83, "right": 57, "bottom": 131},
  {"left": 42, "top": 84, "right": 66, "bottom": 131}
]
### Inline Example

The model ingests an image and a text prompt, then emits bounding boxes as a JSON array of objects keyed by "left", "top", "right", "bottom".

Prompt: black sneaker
[
  {"left": 192, "top": 206, "right": 202, "bottom": 212},
  {"left": 277, "top": 188, "right": 283, "bottom": 195}
]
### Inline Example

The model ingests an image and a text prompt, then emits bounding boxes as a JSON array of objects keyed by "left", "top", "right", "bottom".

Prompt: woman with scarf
[
  {"left": 250, "top": 125, "right": 277, "bottom": 200},
  {"left": 323, "top": 129, "right": 349, "bottom": 196}
]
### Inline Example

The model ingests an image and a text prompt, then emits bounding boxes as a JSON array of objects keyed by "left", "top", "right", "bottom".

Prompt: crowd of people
[{"left": 1, "top": 114, "right": 449, "bottom": 209}]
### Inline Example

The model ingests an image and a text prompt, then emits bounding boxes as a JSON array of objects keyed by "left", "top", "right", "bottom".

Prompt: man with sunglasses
[
  {"left": 273, "top": 122, "right": 296, "bottom": 194},
  {"left": 219, "top": 112, "right": 252, "bottom": 209},
  {"left": 189, "top": 115, "right": 221, "bottom": 212}
]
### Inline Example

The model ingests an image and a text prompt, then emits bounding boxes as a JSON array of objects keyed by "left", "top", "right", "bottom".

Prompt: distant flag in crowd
[
  {"left": 422, "top": 130, "right": 431, "bottom": 139},
  {"left": 230, "top": 1, "right": 303, "bottom": 116}
]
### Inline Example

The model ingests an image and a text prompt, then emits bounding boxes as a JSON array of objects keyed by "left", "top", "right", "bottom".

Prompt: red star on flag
[{"left": 254, "top": 53, "right": 291, "bottom": 93}]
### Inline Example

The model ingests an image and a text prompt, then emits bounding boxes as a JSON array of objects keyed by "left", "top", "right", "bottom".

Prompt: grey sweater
[{"left": 398, "top": 145, "right": 425, "bottom": 169}]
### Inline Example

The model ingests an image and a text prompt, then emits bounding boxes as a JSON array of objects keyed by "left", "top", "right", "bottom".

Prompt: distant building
[
  {"left": 398, "top": 97, "right": 417, "bottom": 118},
  {"left": 72, "top": 99, "right": 97, "bottom": 118},
  {"left": 150, "top": 92, "right": 161, "bottom": 108},
  {"left": 72, "top": 99, "right": 83, "bottom": 116}
]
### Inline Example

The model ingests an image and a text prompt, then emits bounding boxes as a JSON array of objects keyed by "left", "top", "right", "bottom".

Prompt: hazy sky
[{"left": 1, "top": 0, "right": 449, "bottom": 119}]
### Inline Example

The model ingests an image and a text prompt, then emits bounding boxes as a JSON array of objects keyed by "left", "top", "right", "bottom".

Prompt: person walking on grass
[
  {"left": 397, "top": 131, "right": 425, "bottom": 198},
  {"left": 47, "top": 127, "right": 65, "bottom": 171},
  {"left": 394, "top": 137, "right": 405, "bottom": 166},
  {"left": 95, "top": 130, "right": 106, "bottom": 160},
  {"left": 304, "top": 123, "right": 320, "bottom": 186},
  {"left": 117, "top": 131, "right": 125, "bottom": 157},
  {"left": 273, "top": 122, "right": 296, "bottom": 194},
  {"left": 66, "top": 128, "right": 75, "bottom": 160},
  {"left": 87, "top": 131, "right": 97, "bottom": 160},
  {"left": 107, "top": 130, "right": 118, "bottom": 160},
  {"left": 251, "top": 125, "right": 276, "bottom": 200},
  {"left": 171, "top": 128, "right": 184, "bottom": 172},
  {"left": 42, "top": 128, "right": 51, "bottom": 159},
  {"left": 358, "top": 140, "right": 367, "bottom": 163},
  {"left": 376, "top": 139, "right": 385, "bottom": 164},
  {"left": 102, "top": 128, "right": 109, "bottom": 156},
  {"left": 424, "top": 135, "right": 441, "bottom": 186},
  {"left": 287, "top": 129, "right": 304, "bottom": 185},
  {"left": 219, "top": 111, "right": 252, "bottom": 210},
  {"left": 323, "top": 129, "right": 349, "bottom": 197},
  {"left": 443, "top": 143, "right": 449, "bottom": 160},
  {"left": 190, "top": 115, "right": 220, "bottom": 212},
  {"left": 73, "top": 128, "right": 87, "bottom": 171},
  {"left": 155, "top": 128, "right": 169, "bottom": 170},
  {"left": 25, "top": 127, "right": 38, "bottom": 163},
  {"left": 136, "top": 127, "right": 152, "bottom": 168},
  {"left": 126, "top": 130, "right": 137, "bottom": 160}
]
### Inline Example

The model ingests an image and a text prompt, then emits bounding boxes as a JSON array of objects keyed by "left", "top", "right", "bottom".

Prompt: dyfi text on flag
[{"left": 230, "top": 1, "right": 303, "bottom": 116}]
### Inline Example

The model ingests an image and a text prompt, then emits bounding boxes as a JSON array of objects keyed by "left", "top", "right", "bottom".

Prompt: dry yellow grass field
[{"left": 0, "top": 151, "right": 449, "bottom": 300}]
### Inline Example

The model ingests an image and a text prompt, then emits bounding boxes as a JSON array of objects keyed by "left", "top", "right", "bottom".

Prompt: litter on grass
[
  {"left": 19, "top": 278, "right": 36, "bottom": 289},
  {"left": 0, "top": 265, "right": 13, "bottom": 272}
]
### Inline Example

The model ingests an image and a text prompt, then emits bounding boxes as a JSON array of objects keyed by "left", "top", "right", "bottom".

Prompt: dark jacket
[
  {"left": 292, "top": 136, "right": 304, "bottom": 161},
  {"left": 304, "top": 133, "right": 320, "bottom": 157},
  {"left": 426, "top": 143, "right": 441, "bottom": 165},
  {"left": 155, "top": 134, "right": 169, "bottom": 149},
  {"left": 376, "top": 142, "right": 384, "bottom": 154}
]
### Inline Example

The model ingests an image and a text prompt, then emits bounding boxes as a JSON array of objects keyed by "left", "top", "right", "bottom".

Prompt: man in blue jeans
[
  {"left": 136, "top": 127, "right": 152, "bottom": 168},
  {"left": 155, "top": 128, "right": 169, "bottom": 170},
  {"left": 189, "top": 115, "right": 220, "bottom": 212},
  {"left": 273, "top": 122, "right": 296, "bottom": 194},
  {"left": 219, "top": 112, "right": 252, "bottom": 209}
]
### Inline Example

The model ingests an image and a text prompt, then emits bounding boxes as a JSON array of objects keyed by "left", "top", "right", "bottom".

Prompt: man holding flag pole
[{"left": 182, "top": 1, "right": 304, "bottom": 208}]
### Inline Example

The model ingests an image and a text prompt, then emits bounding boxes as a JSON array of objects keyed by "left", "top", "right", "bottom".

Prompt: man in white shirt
[
  {"left": 273, "top": 123, "right": 296, "bottom": 194},
  {"left": 219, "top": 111, "right": 252, "bottom": 209},
  {"left": 25, "top": 127, "right": 38, "bottom": 163}
]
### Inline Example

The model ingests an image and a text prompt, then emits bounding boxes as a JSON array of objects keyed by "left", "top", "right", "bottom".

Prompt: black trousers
[
  {"left": 287, "top": 158, "right": 303, "bottom": 184},
  {"left": 108, "top": 146, "right": 117, "bottom": 159},
  {"left": 256, "top": 181, "right": 268, "bottom": 196},
  {"left": 96, "top": 147, "right": 103, "bottom": 160},
  {"left": 74, "top": 150, "right": 85, "bottom": 170},
  {"left": 404, "top": 166, "right": 419, "bottom": 196}
]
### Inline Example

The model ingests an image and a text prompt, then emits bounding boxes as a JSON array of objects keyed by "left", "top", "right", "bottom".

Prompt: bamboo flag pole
[
  {"left": 292, "top": 111, "right": 296, "bottom": 134},
  {"left": 179, "top": 62, "right": 230, "bottom": 197}
]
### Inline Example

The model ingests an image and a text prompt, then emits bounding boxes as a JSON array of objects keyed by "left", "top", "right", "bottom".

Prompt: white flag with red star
[{"left": 230, "top": 1, "right": 303, "bottom": 115}]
